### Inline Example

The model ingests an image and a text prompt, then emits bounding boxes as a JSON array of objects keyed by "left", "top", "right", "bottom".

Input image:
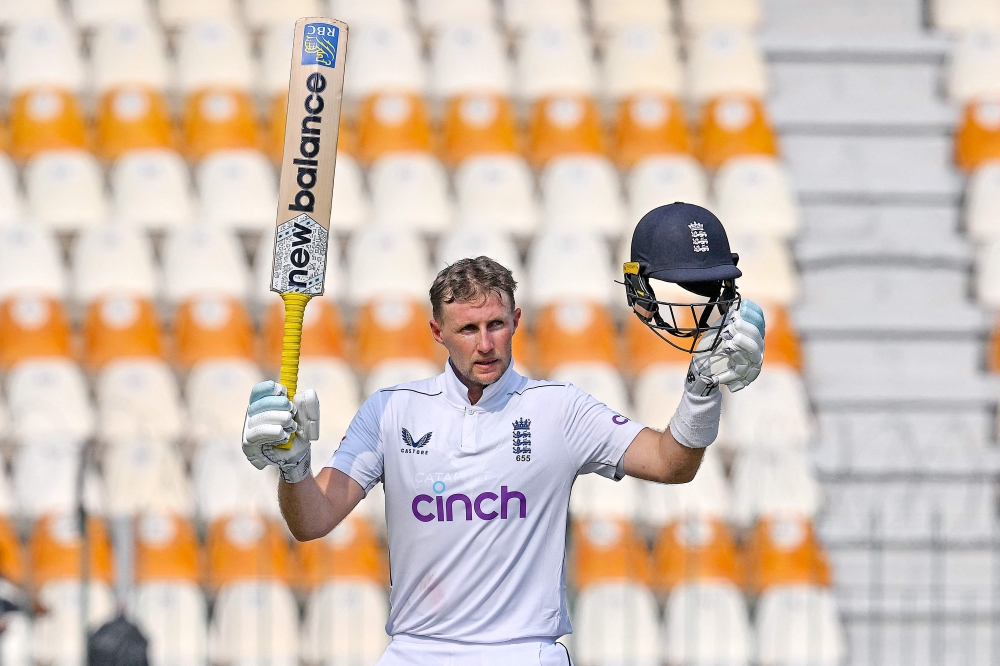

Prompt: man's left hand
[{"left": 688, "top": 299, "right": 765, "bottom": 394}]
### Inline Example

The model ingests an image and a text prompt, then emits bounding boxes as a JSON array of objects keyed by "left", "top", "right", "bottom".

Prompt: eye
[{"left": 489, "top": 320, "right": 504, "bottom": 329}]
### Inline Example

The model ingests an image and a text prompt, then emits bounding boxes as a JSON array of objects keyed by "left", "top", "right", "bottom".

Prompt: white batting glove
[
  {"left": 242, "top": 381, "right": 320, "bottom": 484},
  {"left": 686, "top": 299, "right": 766, "bottom": 396}
]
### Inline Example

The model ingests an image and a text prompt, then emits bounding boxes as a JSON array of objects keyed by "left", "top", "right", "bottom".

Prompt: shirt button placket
[{"left": 461, "top": 407, "right": 478, "bottom": 453}]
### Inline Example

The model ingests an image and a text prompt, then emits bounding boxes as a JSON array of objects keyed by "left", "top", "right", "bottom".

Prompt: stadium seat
[
  {"left": 13, "top": 440, "right": 96, "bottom": 518},
  {"left": 173, "top": 297, "right": 256, "bottom": 370},
  {"left": 503, "top": 0, "right": 583, "bottom": 32},
  {"left": 528, "top": 230, "right": 616, "bottom": 307},
  {"left": 441, "top": 94, "right": 520, "bottom": 166},
  {"left": 369, "top": 153, "right": 454, "bottom": 232},
  {"left": 95, "top": 86, "right": 173, "bottom": 160},
  {"left": 991, "top": 317, "right": 1000, "bottom": 373},
  {"left": 259, "top": 23, "right": 295, "bottom": 101},
  {"left": 744, "top": 516, "right": 832, "bottom": 595},
  {"left": 244, "top": 0, "right": 320, "bottom": 29},
  {"left": 528, "top": 95, "right": 604, "bottom": 167},
  {"left": 652, "top": 516, "right": 743, "bottom": 593},
  {"left": 95, "top": 359, "right": 183, "bottom": 442},
  {"left": 687, "top": 26, "right": 767, "bottom": 104},
  {"left": 721, "top": 366, "right": 814, "bottom": 453},
  {"left": 186, "top": 358, "right": 262, "bottom": 441},
  {"left": 534, "top": 300, "right": 618, "bottom": 374},
  {"left": 72, "top": 226, "right": 159, "bottom": 304},
  {"left": 627, "top": 155, "right": 710, "bottom": 221},
  {"left": 7, "top": 359, "right": 95, "bottom": 441},
  {"left": 679, "top": 0, "right": 762, "bottom": 30},
  {"left": 698, "top": 94, "right": 779, "bottom": 170},
  {"left": 663, "top": 582, "right": 752, "bottom": 666},
  {"left": 430, "top": 22, "right": 512, "bottom": 100},
  {"left": 70, "top": 0, "right": 151, "bottom": 28},
  {"left": 573, "top": 583, "right": 662, "bottom": 666},
  {"left": 111, "top": 149, "right": 194, "bottom": 230},
  {"left": 948, "top": 31, "right": 1000, "bottom": 103},
  {"left": 134, "top": 578, "right": 208, "bottom": 666},
  {"left": 569, "top": 473, "right": 645, "bottom": 523},
  {"left": 207, "top": 514, "right": 291, "bottom": 589},
  {"left": 134, "top": 512, "right": 200, "bottom": 584},
  {"left": 731, "top": 448, "right": 821, "bottom": 531},
  {"left": 103, "top": 439, "right": 194, "bottom": 517},
  {"left": 355, "top": 298, "right": 438, "bottom": 372},
  {"left": 418, "top": 0, "right": 494, "bottom": 30},
  {"left": 761, "top": 304, "right": 803, "bottom": 370},
  {"left": 551, "top": 363, "right": 632, "bottom": 416},
  {"left": 8, "top": 88, "right": 88, "bottom": 161},
  {"left": 364, "top": 359, "right": 442, "bottom": 396},
  {"left": 623, "top": 313, "right": 692, "bottom": 376},
  {"left": 4, "top": 20, "right": 84, "bottom": 95},
  {"left": 32, "top": 578, "right": 115, "bottom": 665},
  {"left": 728, "top": 235, "right": 799, "bottom": 305},
  {"left": 328, "top": 0, "right": 407, "bottom": 24},
  {"left": 176, "top": 19, "right": 252, "bottom": 94},
  {"left": 978, "top": 240, "right": 1000, "bottom": 308},
  {"left": 613, "top": 93, "right": 691, "bottom": 168},
  {"left": 641, "top": 448, "right": 733, "bottom": 527},
  {"left": 601, "top": 25, "right": 682, "bottom": 102},
  {"left": 82, "top": 295, "right": 163, "bottom": 369},
  {"left": 541, "top": 155, "right": 626, "bottom": 235},
  {"left": 0, "top": 226, "right": 67, "bottom": 301},
  {"left": 516, "top": 24, "right": 596, "bottom": 101},
  {"left": 30, "top": 513, "right": 114, "bottom": 587},
  {"left": 592, "top": 0, "right": 672, "bottom": 33},
  {"left": 345, "top": 23, "right": 427, "bottom": 101},
  {"left": 965, "top": 160, "right": 1000, "bottom": 241},
  {"left": 301, "top": 580, "right": 391, "bottom": 665},
  {"left": 0, "top": 156, "right": 22, "bottom": 225},
  {"left": 262, "top": 297, "right": 347, "bottom": 367},
  {"left": 328, "top": 153, "right": 371, "bottom": 231},
  {"left": 347, "top": 227, "right": 433, "bottom": 304},
  {"left": 356, "top": 93, "right": 434, "bottom": 164},
  {"left": 25, "top": 150, "right": 108, "bottom": 231},
  {"left": 0, "top": 0, "right": 60, "bottom": 24},
  {"left": 298, "top": 357, "right": 363, "bottom": 461},
  {"left": 91, "top": 21, "right": 171, "bottom": 94},
  {"left": 159, "top": 0, "right": 236, "bottom": 26},
  {"left": 196, "top": 149, "right": 277, "bottom": 231},
  {"left": 932, "top": 0, "right": 1000, "bottom": 32},
  {"left": 755, "top": 585, "right": 846, "bottom": 666},
  {"left": 714, "top": 156, "right": 800, "bottom": 238},
  {"left": 194, "top": 444, "right": 280, "bottom": 522},
  {"left": 162, "top": 227, "right": 250, "bottom": 303},
  {"left": 0, "top": 296, "right": 72, "bottom": 370},
  {"left": 571, "top": 518, "right": 652, "bottom": 590},
  {"left": 181, "top": 89, "right": 260, "bottom": 162},
  {"left": 210, "top": 580, "right": 300, "bottom": 665},
  {"left": 0, "top": 512, "right": 24, "bottom": 587},
  {"left": 453, "top": 154, "right": 540, "bottom": 234},
  {"left": 955, "top": 99, "right": 1000, "bottom": 171},
  {"left": 299, "top": 515, "right": 387, "bottom": 588}
]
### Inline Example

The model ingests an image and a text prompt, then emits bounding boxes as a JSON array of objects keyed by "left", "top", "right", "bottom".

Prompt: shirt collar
[{"left": 441, "top": 359, "right": 522, "bottom": 411}]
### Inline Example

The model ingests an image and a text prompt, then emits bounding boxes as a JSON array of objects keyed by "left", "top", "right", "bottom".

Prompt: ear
[
  {"left": 429, "top": 318, "right": 445, "bottom": 346},
  {"left": 512, "top": 307, "right": 521, "bottom": 332}
]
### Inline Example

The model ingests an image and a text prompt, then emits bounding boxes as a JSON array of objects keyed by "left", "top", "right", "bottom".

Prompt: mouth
[{"left": 473, "top": 359, "right": 500, "bottom": 372}]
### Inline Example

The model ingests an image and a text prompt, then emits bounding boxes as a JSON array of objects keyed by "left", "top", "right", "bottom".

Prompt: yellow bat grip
[{"left": 276, "top": 292, "right": 312, "bottom": 449}]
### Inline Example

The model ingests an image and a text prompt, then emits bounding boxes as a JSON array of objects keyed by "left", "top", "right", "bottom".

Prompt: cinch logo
[{"left": 411, "top": 485, "right": 527, "bottom": 522}]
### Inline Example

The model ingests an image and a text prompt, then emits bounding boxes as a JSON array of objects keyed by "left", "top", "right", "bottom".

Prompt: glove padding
[
  {"left": 686, "top": 300, "right": 766, "bottom": 396},
  {"left": 242, "top": 380, "right": 319, "bottom": 484}
]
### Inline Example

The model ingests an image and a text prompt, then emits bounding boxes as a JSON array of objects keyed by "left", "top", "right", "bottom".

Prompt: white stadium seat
[
  {"left": 112, "top": 149, "right": 194, "bottom": 230},
  {"left": 0, "top": 226, "right": 67, "bottom": 301},
  {"left": 755, "top": 586, "right": 846, "bottom": 666},
  {"left": 32, "top": 581, "right": 116, "bottom": 665},
  {"left": 7, "top": 359, "right": 96, "bottom": 442},
  {"left": 345, "top": 23, "right": 427, "bottom": 100},
  {"left": 0, "top": 612, "right": 29, "bottom": 666},
  {"left": 14, "top": 441, "right": 101, "bottom": 518},
  {"left": 159, "top": 0, "right": 236, "bottom": 27},
  {"left": 570, "top": 473, "right": 645, "bottom": 523},
  {"left": 244, "top": 0, "right": 321, "bottom": 29},
  {"left": 416, "top": 0, "right": 495, "bottom": 32},
  {"left": 601, "top": 25, "right": 682, "bottom": 101},
  {"left": 162, "top": 227, "right": 250, "bottom": 303},
  {"left": 301, "top": 581, "right": 391, "bottom": 665},
  {"left": 454, "top": 154, "right": 541, "bottom": 235},
  {"left": 720, "top": 366, "right": 815, "bottom": 452},
  {"left": 210, "top": 581, "right": 300, "bottom": 666},
  {"left": 194, "top": 445, "right": 281, "bottom": 522},
  {"left": 70, "top": 0, "right": 151, "bottom": 29},
  {"left": 542, "top": 155, "right": 626, "bottom": 235},
  {"left": 503, "top": 0, "right": 583, "bottom": 32},
  {"left": 197, "top": 150, "right": 278, "bottom": 232},
  {"left": 679, "top": 0, "right": 762, "bottom": 31},
  {"left": 633, "top": 362, "right": 688, "bottom": 431},
  {"left": 103, "top": 438, "right": 194, "bottom": 517},
  {"left": 550, "top": 362, "right": 632, "bottom": 416},
  {"left": 91, "top": 21, "right": 171, "bottom": 95},
  {"left": 258, "top": 23, "right": 295, "bottom": 98},
  {"left": 730, "top": 449, "right": 822, "bottom": 528},
  {"left": 300, "top": 358, "right": 362, "bottom": 468},
  {"left": 25, "top": 150, "right": 109, "bottom": 231},
  {"left": 176, "top": 19, "right": 253, "bottom": 94},
  {"left": 686, "top": 26, "right": 767, "bottom": 103},
  {"left": 965, "top": 161, "right": 1000, "bottom": 241},
  {"left": 664, "top": 582, "right": 752, "bottom": 666},
  {"left": 186, "top": 359, "right": 262, "bottom": 442},
  {"left": 574, "top": 583, "right": 662, "bottom": 666},
  {"left": 365, "top": 359, "right": 441, "bottom": 397},
  {"left": 715, "top": 156, "right": 800, "bottom": 239},
  {"left": 627, "top": 155, "right": 710, "bottom": 224},
  {"left": 0, "top": 0, "right": 61, "bottom": 25},
  {"left": 347, "top": 227, "right": 433, "bottom": 304},
  {"left": 728, "top": 235, "right": 800, "bottom": 306},
  {"left": 0, "top": 155, "right": 23, "bottom": 226},
  {"left": 430, "top": 22, "right": 513, "bottom": 99},
  {"left": 437, "top": 227, "right": 527, "bottom": 290},
  {"left": 591, "top": 0, "right": 672, "bottom": 33},
  {"left": 329, "top": 153, "right": 372, "bottom": 232},
  {"left": 327, "top": 0, "right": 409, "bottom": 28},
  {"left": 948, "top": 31, "right": 1000, "bottom": 103},
  {"left": 642, "top": 447, "right": 733, "bottom": 527},
  {"left": 96, "top": 359, "right": 185, "bottom": 443},
  {"left": 369, "top": 153, "right": 454, "bottom": 233},
  {"left": 134, "top": 581, "right": 209, "bottom": 666},
  {"left": 516, "top": 24, "right": 597, "bottom": 101},
  {"left": 933, "top": 0, "right": 1000, "bottom": 33},
  {"left": 528, "top": 230, "right": 615, "bottom": 307},
  {"left": 3, "top": 19, "right": 85, "bottom": 95},
  {"left": 72, "top": 225, "right": 159, "bottom": 304}
]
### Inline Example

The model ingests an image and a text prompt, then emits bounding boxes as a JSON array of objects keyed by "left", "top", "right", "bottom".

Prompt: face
[{"left": 430, "top": 291, "right": 520, "bottom": 389}]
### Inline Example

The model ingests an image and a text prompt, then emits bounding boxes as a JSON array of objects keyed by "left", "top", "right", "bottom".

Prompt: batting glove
[
  {"left": 687, "top": 299, "right": 766, "bottom": 396},
  {"left": 242, "top": 381, "right": 320, "bottom": 484}
]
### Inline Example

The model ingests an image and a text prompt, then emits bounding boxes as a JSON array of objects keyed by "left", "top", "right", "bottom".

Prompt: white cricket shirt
[{"left": 329, "top": 361, "right": 646, "bottom": 644}]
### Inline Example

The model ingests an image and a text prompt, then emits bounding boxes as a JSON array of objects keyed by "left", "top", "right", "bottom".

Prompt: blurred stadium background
[{"left": 0, "top": 0, "right": 995, "bottom": 663}]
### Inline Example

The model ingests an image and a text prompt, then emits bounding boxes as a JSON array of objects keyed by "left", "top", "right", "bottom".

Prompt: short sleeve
[
  {"left": 327, "top": 391, "right": 388, "bottom": 494},
  {"left": 561, "top": 385, "right": 646, "bottom": 479}
]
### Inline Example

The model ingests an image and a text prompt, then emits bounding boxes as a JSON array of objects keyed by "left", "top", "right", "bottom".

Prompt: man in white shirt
[{"left": 243, "top": 205, "right": 765, "bottom": 665}]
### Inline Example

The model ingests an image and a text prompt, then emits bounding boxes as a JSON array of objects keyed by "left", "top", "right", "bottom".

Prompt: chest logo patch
[
  {"left": 402, "top": 428, "right": 432, "bottom": 455},
  {"left": 513, "top": 418, "right": 531, "bottom": 461}
]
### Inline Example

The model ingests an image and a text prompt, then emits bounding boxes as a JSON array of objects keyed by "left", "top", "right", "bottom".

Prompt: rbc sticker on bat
[{"left": 302, "top": 23, "right": 339, "bottom": 68}]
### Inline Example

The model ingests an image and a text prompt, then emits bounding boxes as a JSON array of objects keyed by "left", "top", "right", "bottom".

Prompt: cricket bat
[{"left": 271, "top": 17, "right": 348, "bottom": 447}]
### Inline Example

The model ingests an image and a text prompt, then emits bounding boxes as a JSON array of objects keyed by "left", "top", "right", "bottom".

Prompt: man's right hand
[{"left": 242, "top": 381, "right": 319, "bottom": 484}]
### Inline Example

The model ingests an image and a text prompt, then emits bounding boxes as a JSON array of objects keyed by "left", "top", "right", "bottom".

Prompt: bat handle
[{"left": 276, "top": 292, "right": 312, "bottom": 449}]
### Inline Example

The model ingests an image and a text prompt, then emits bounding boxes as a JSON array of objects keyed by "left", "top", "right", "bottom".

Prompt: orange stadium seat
[
  {"left": 0, "top": 516, "right": 24, "bottom": 586},
  {"left": 623, "top": 309, "right": 693, "bottom": 376},
  {"left": 9, "top": 87, "right": 88, "bottom": 161},
  {"left": 571, "top": 518, "right": 652, "bottom": 591},
  {"left": 528, "top": 95, "right": 604, "bottom": 167},
  {"left": 989, "top": 316, "right": 1000, "bottom": 373},
  {"left": 207, "top": 514, "right": 293, "bottom": 590},
  {"left": 955, "top": 98, "right": 1000, "bottom": 171},
  {"left": 297, "top": 516, "right": 387, "bottom": 590},
  {"left": 83, "top": 295, "right": 163, "bottom": 370},
  {"left": 95, "top": 86, "right": 174, "bottom": 161},
  {"left": 441, "top": 93, "right": 519, "bottom": 166},
  {"left": 761, "top": 303, "right": 802, "bottom": 371},
  {"left": 613, "top": 93, "right": 691, "bottom": 168},
  {"left": 354, "top": 298, "right": 439, "bottom": 372},
  {"left": 135, "top": 512, "right": 202, "bottom": 585},
  {"left": 533, "top": 300, "right": 618, "bottom": 375},
  {"left": 512, "top": 323, "right": 535, "bottom": 375},
  {"left": 0, "top": 295, "right": 73, "bottom": 369},
  {"left": 30, "top": 513, "right": 114, "bottom": 588},
  {"left": 652, "top": 516, "right": 744, "bottom": 594},
  {"left": 356, "top": 92, "right": 434, "bottom": 164},
  {"left": 265, "top": 92, "right": 356, "bottom": 164},
  {"left": 744, "top": 515, "right": 832, "bottom": 596},
  {"left": 698, "top": 94, "right": 778, "bottom": 171},
  {"left": 182, "top": 88, "right": 260, "bottom": 162},
  {"left": 173, "top": 296, "right": 256, "bottom": 370},
  {"left": 262, "top": 297, "right": 347, "bottom": 368}
]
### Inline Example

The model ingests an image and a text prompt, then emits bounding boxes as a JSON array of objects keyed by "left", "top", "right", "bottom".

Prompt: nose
[{"left": 477, "top": 325, "right": 496, "bottom": 354}]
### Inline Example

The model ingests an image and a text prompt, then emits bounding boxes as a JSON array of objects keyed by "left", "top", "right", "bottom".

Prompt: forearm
[
  {"left": 624, "top": 427, "right": 704, "bottom": 483},
  {"left": 278, "top": 467, "right": 363, "bottom": 541}
]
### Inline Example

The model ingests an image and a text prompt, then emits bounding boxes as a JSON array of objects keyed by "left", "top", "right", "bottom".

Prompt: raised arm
[
  {"left": 278, "top": 467, "right": 365, "bottom": 541},
  {"left": 623, "top": 427, "right": 704, "bottom": 484}
]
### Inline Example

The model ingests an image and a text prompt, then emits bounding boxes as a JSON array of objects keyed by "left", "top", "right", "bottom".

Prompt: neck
[{"left": 449, "top": 359, "right": 487, "bottom": 405}]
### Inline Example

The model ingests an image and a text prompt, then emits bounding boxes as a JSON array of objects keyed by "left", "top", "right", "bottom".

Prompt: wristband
[{"left": 668, "top": 390, "right": 723, "bottom": 449}]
